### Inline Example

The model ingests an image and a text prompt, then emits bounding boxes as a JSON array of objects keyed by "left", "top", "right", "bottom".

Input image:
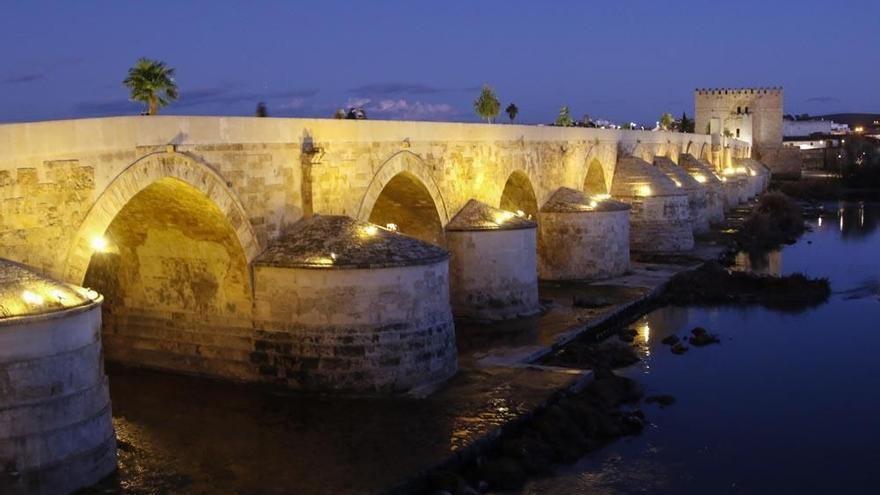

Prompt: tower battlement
[{"left": 695, "top": 87, "right": 783, "bottom": 96}]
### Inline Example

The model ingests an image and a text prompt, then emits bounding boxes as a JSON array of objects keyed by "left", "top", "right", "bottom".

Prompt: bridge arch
[
  {"left": 499, "top": 170, "right": 539, "bottom": 219},
  {"left": 358, "top": 151, "right": 448, "bottom": 244},
  {"left": 583, "top": 158, "right": 609, "bottom": 195},
  {"left": 65, "top": 151, "right": 261, "bottom": 285}
]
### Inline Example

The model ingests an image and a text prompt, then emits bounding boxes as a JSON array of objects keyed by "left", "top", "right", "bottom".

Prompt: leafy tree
[
  {"left": 659, "top": 112, "right": 674, "bottom": 131},
  {"left": 123, "top": 58, "right": 178, "bottom": 115},
  {"left": 474, "top": 84, "right": 501, "bottom": 123},
  {"left": 679, "top": 112, "right": 695, "bottom": 133},
  {"left": 505, "top": 103, "right": 519, "bottom": 123},
  {"left": 723, "top": 128, "right": 734, "bottom": 138},
  {"left": 255, "top": 102, "right": 268, "bottom": 117},
  {"left": 555, "top": 105, "right": 573, "bottom": 127},
  {"left": 333, "top": 108, "right": 346, "bottom": 119},
  {"left": 580, "top": 114, "right": 592, "bottom": 127}
]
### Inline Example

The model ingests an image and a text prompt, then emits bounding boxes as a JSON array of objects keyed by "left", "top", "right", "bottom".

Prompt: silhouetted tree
[
  {"left": 506, "top": 103, "right": 519, "bottom": 123},
  {"left": 256, "top": 102, "right": 268, "bottom": 117},
  {"left": 123, "top": 58, "right": 178, "bottom": 115},
  {"left": 333, "top": 108, "right": 346, "bottom": 119},
  {"left": 580, "top": 113, "right": 592, "bottom": 127},
  {"left": 474, "top": 84, "right": 501, "bottom": 123},
  {"left": 679, "top": 112, "right": 695, "bottom": 133}
]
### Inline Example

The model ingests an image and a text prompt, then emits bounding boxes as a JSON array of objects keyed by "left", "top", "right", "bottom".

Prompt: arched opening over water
[
  {"left": 583, "top": 159, "right": 608, "bottom": 196},
  {"left": 499, "top": 171, "right": 539, "bottom": 220},
  {"left": 83, "top": 177, "right": 253, "bottom": 372},
  {"left": 367, "top": 171, "right": 445, "bottom": 245}
]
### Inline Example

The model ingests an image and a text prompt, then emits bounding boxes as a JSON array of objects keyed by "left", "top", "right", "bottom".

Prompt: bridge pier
[
  {"left": 612, "top": 157, "right": 694, "bottom": 253},
  {"left": 679, "top": 154, "right": 726, "bottom": 223},
  {"left": 0, "top": 259, "right": 116, "bottom": 495},
  {"left": 654, "top": 157, "right": 711, "bottom": 233},
  {"left": 537, "top": 187, "right": 630, "bottom": 280},
  {"left": 251, "top": 215, "right": 457, "bottom": 393},
  {"left": 445, "top": 200, "right": 539, "bottom": 322}
]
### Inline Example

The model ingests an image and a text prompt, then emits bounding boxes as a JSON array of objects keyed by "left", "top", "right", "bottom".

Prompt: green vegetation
[
  {"left": 505, "top": 103, "right": 519, "bottom": 123},
  {"left": 255, "top": 102, "right": 268, "bottom": 117},
  {"left": 738, "top": 191, "right": 805, "bottom": 252},
  {"left": 123, "top": 58, "right": 178, "bottom": 115},
  {"left": 658, "top": 112, "right": 674, "bottom": 131},
  {"left": 555, "top": 105, "right": 573, "bottom": 127},
  {"left": 722, "top": 128, "right": 734, "bottom": 138},
  {"left": 474, "top": 84, "right": 501, "bottom": 123},
  {"left": 333, "top": 108, "right": 346, "bottom": 119}
]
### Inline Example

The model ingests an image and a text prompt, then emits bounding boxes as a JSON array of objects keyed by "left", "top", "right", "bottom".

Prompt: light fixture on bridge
[
  {"left": 693, "top": 174, "right": 707, "bottom": 184},
  {"left": 636, "top": 185, "right": 652, "bottom": 197},
  {"left": 91, "top": 236, "right": 109, "bottom": 253},
  {"left": 21, "top": 290, "right": 44, "bottom": 306},
  {"left": 361, "top": 225, "right": 379, "bottom": 237},
  {"left": 385, "top": 223, "right": 398, "bottom": 232}
]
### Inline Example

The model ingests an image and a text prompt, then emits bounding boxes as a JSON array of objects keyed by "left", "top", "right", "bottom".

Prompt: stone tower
[
  {"left": 695, "top": 87, "right": 799, "bottom": 177},
  {"left": 694, "top": 87, "right": 783, "bottom": 149}
]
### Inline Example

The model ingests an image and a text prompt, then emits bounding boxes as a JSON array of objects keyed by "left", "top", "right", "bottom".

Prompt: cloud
[
  {"left": 349, "top": 82, "right": 477, "bottom": 97},
  {"left": 2, "top": 73, "right": 45, "bottom": 84},
  {"left": 76, "top": 84, "right": 320, "bottom": 116},
  {"left": 175, "top": 85, "right": 318, "bottom": 108},
  {"left": 805, "top": 96, "right": 840, "bottom": 104},
  {"left": 346, "top": 97, "right": 456, "bottom": 120}
]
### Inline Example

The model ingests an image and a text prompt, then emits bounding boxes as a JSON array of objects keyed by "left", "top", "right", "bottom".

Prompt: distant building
[{"left": 783, "top": 119, "right": 849, "bottom": 137}]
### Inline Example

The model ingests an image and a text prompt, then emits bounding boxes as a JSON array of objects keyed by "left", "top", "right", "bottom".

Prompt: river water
[{"left": 522, "top": 201, "right": 880, "bottom": 495}]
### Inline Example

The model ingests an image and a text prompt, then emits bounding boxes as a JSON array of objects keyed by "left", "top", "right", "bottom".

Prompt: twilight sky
[{"left": 1, "top": 0, "right": 877, "bottom": 124}]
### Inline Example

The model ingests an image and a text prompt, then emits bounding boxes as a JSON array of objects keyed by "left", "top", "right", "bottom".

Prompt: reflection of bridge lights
[
  {"left": 818, "top": 216, "right": 823, "bottom": 227},
  {"left": 91, "top": 236, "right": 109, "bottom": 253},
  {"left": 493, "top": 211, "right": 515, "bottom": 225},
  {"left": 22, "top": 290, "right": 44, "bottom": 306}
]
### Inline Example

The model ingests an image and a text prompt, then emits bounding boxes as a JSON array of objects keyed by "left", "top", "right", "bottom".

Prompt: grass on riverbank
[{"left": 659, "top": 261, "right": 830, "bottom": 311}]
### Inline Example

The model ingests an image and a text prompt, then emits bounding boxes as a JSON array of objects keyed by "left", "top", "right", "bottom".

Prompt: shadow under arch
[
  {"left": 583, "top": 158, "right": 609, "bottom": 195},
  {"left": 357, "top": 151, "right": 448, "bottom": 245},
  {"left": 65, "top": 151, "right": 261, "bottom": 285},
  {"left": 499, "top": 170, "right": 539, "bottom": 219}
]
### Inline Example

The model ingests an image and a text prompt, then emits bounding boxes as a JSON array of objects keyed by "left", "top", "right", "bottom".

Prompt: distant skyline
[{"left": 1, "top": 0, "right": 877, "bottom": 125}]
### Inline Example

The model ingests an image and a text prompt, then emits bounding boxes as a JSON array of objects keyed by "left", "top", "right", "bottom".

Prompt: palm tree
[
  {"left": 123, "top": 58, "right": 178, "bottom": 115},
  {"left": 505, "top": 103, "right": 519, "bottom": 123}
]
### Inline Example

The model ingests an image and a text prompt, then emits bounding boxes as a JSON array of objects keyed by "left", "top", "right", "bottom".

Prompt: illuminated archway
[
  {"left": 82, "top": 175, "right": 254, "bottom": 372},
  {"left": 583, "top": 158, "right": 608, "bottom": 195},
  {"left": 367, "top": 172, "right": 445, "bottom": 245},
  {"left": 66, "top": 151, "right": 260, "bottom": 285},
  {"left": 499, "top": 170, "right": 539, "bottom": 220}
]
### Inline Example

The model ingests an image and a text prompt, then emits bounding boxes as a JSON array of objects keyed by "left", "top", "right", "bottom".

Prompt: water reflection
[{"left": 523, "top": 201, "right": 880, "bottom": 494}]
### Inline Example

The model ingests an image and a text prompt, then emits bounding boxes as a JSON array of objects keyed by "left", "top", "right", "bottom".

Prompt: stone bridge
[{"left": 0, "top": 116, "right": 753, "bottom": 394}]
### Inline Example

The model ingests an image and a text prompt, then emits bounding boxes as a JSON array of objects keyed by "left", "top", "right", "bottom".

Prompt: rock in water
[
  {"left": 671, "top": 342, "right": 689, "bottom": 354},
  {"left": 661, "top": 335, "right": 680, "bottom": 345},
  {"left": 689, "top": 327, "right": 720, "bottom": 346}
]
